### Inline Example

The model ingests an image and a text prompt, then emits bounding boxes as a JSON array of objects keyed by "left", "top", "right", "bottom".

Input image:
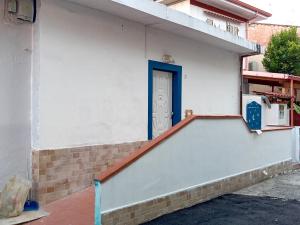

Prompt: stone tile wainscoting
[
  {"left": 102, "top": 161, "right": 293, "bottom": 225},
  {"left": 32, "top": 141, "right": 147, "bottom": 205}
]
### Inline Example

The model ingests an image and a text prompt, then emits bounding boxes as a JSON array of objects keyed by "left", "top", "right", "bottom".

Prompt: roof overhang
[
  {"left": 66, "top": 0, "right": 261, "bottom": 55},
  {"left": 243, "top": 70, "right": 290, "bottom": 81},
  {"left": 192, "top": 0, "right": 271, "bottom": 22},
  {"left": 243, "top": 70, "right": 300, "bottom": 83}
]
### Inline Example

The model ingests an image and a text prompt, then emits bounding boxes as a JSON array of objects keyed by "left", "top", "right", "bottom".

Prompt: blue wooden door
[{"left": 246, "top": 101, "right": 262, "bottom": 130}]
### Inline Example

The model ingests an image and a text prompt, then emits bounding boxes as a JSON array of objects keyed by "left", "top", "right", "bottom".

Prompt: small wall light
[
  {"left": 185, "top": 109, "right": 193, "bottom": 118},
  {"left": 162, "top": 54, "right": 175, "bottom": 64}
]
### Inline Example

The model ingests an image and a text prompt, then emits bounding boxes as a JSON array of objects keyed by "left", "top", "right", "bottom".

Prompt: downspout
[
  {"left": 240, "top": 55, "right": 245, "bottom": 115},
  {"left": 290, "top": 78, "right": 294, "bottom": 127},
  {"left": 94, "top": 180, "right": 102, "bottom": 225},
  {"left": 239, "top": 50, "right": 262, "bottom": 115},
  {"left": 244, "top": 23, "right": 249, "bottom": 70},
  {"left": 239, "top": 10, "right": 262, "bottom": 115}
]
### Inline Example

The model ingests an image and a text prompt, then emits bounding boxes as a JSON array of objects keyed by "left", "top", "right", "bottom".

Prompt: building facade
[
  {"left": 1, "top": 2, "right": 294, "bottom": 224},
  {"left": 247, "top": 23, "right": 300, "bottom": 72},
  {"left": 156, "top": 0, "right": 271, "bottom": 38}
]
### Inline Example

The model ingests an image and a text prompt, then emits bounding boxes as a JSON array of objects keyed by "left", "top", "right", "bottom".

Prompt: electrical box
[
  {"left": 17, "top": 0, "right": 35, "bottom": 22},
  {"left": 6, "top": 0, "right": 35, "bottom": 23}
]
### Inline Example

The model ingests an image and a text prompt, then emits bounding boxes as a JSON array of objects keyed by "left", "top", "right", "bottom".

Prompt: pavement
[
  {"left": 25, "top": 169, "right": 300, "bottom": 225},
  {"left": 236, "top": 169, "right": 300, "bottom": 200},
  {"left": 25, "top": 187, "right": 94, "bottom": 225},
  {"left": 144, "top": 170, "right": 300, "bottom": 225}
]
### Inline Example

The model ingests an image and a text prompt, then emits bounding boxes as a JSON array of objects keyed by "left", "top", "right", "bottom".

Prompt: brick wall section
[
  {"left": 32, "top": 141, "right": 148, "bottom": 205},
  {"left": 246, "top": 23, "right": 300, "bottom": 71},
  {"left": 248, "top": 23, "right": 300, "bottom": 46},
  {"left": 102, "top": 160, "right": 292, "bottom": 225}
]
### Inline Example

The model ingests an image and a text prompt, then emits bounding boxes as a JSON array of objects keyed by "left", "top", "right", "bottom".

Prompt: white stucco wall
[
  {"left": 168, "top": 0, "right": 190, "bottom": 14},
  {"left": 292, "top": 126, "right": 300, "bottom": 162},
  {"left": 147, "top": 28, "right": 240, "bottom": 116},
  {"left": 101, "top": 118, "right": 292, "bottom": 212},
  {"left": 0, "top": 0, "right": 32, "bottom": 188},
  {"left": 169, "top": 1, "right": 247, "bottom": 38},
  {"left": 33, "top": 0, "right": 240, "bottom": 149}
]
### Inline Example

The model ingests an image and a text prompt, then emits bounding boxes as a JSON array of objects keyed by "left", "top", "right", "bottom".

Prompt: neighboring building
[
  {"left": 0, "top": 0, "right": 295, "bottom": 224},
  {"left": 247, "top": 23, "right": 300, "bottom": 72},
  {"left": 155, "top": 0, "right": 272, "bottom": 38},
  {"left": 243, "top": 24, "right": 300, "bottom": 130}
]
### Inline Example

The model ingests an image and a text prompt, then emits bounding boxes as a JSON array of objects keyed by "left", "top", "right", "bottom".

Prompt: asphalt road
[{"left": 143, "top": 170, "right": 300, "bottom": 225}]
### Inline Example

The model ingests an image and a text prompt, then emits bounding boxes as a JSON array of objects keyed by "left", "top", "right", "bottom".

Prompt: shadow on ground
[{"left": 142, "top": 194, "right": 300, "bottom": 225}]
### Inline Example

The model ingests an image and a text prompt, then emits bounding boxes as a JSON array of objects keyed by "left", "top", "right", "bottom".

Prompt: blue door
[
  {"left": 148, "top": 60, "right": 182, "bottom": 140},
  {"left": 246, "top": 101, "right": 262, "bottom": 130}
]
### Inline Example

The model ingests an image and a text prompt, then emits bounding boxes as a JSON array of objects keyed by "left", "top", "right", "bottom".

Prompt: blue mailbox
[{"left": 246, "top": 101, "right": 262, "bottom": 130}]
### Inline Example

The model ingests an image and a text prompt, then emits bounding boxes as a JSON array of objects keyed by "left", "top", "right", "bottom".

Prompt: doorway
[{"left": 148, "top": 60, "right": 182, "bottom": 140}]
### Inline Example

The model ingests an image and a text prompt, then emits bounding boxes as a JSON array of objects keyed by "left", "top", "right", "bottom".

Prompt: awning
[{"left": 194, "top": 0, "right": 271, "bottom": 22}]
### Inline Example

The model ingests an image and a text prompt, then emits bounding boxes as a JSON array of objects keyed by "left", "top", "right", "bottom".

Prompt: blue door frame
[{"left": 148, "top": 60, "right": 182, "bottom": 140}]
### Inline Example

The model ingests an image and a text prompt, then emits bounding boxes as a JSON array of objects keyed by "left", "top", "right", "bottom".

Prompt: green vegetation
[{"left": 263, "top": 27, "right": 300, "bottom": 75}]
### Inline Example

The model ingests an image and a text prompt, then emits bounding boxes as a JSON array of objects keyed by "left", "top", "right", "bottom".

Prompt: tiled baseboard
[
  {"left": 102, "top": 160, "right": 292, "bottom": 225},
  {"left": 32, "top": 141, "right": 148, "bottom": 205}
]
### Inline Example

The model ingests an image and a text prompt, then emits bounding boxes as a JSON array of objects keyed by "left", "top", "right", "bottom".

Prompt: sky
[{"left": 242, "top": 0, "right": 300, "bottom": 26}]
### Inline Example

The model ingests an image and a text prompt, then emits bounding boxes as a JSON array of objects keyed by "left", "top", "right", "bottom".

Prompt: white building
[
  {"left": 156, "top": 0, "right": 271, "bottom": 38},
  {"left": 0, "top": 0, "right": 294, "bottom": 224}
]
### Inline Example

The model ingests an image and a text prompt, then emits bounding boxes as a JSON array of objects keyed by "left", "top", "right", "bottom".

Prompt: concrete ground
[
  {"left": 144, "top": 170, "right": 300, "bottom": 225},
  {"left": 236, "top": 169, "right": 300, "bottom": 200}
]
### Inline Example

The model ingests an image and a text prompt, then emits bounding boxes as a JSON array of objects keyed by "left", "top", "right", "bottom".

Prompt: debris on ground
[{"left": 0, "top": 176, "right": 31, "bottom": 218}]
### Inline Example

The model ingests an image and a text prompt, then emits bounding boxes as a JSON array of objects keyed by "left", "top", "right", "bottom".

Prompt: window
[
  {"left": 233, "top": 26, "right": 239, "bottom": 36},
  {"left": 279, "top": 105, "right": 285, "bottom": 119},
  {"left": 226, "top": 22, "right": 239, "bottom": 36}
]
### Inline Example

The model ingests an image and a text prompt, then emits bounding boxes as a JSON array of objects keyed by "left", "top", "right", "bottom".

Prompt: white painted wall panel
[
  {"left": 292, "top": 127, "right": 300, "bottom": 162},
  {"left": 36, "top": 0, "right": 148, "bottom": 149},
  {"left": 0, "top": 0, "right": 32, "bottom": 188},
  {"left": 147, "top": 28, "right": 240, "bottom": 116},
  {"left": 102, "top": 118, "right": 292, "bottom": 212},
  {"left": 169, "top": 0, "right": 190, "bottom": 14},
  {"left": 34, "top": 0, "right": 240, "bottom": 149}
]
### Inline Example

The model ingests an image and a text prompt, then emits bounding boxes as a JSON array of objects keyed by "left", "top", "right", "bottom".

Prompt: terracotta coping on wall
[
  {"left": 262, "top": 126, "right": 293, "bottom": 132},
  {"left": 98, "top": 115, "right": 292, "bottom": 183},
  {"left": 98, "top": 115, "right": 239, "bottom": 182}
]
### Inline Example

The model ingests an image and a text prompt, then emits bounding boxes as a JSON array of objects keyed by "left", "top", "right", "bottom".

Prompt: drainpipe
[
  {"left": 244, "top": 23, "right": 249, "bottom": 70},
  {"left": 240, "top": 12, "right": 261, "bottom": 115},
  {"left": 290, "top": 78, "right": 294, "bottom": 127},
  {"left": 239, "top": 50, "right": 262, "bottom": 115},
  {"left": 94, "top": 180, "right": 102, "bottom": 225},
  {"left": 240, "top": 54, "right": 252, "bottom": 115},
  {"left": 240, "top": 55, "right": 245, "bottom": 115}
]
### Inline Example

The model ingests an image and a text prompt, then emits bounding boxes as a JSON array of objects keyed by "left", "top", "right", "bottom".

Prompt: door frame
[{"left": 148, "top": 60, "right": 182, "bottom": 140}]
